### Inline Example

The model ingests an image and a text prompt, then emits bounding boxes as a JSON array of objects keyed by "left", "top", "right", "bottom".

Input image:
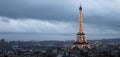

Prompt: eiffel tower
[{"left": 71, "top": 5, "right": 91, "bottom": 52}]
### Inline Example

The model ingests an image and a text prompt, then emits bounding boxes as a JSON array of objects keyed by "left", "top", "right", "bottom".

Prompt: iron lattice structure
[{"left": 71, "top": 5, "right": 91, "bottom": 50}]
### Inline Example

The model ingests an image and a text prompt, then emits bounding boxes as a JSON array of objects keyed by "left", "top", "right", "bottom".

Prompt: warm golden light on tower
[{"left": 71, "top": 5, "right": 91, "bottom": 50}]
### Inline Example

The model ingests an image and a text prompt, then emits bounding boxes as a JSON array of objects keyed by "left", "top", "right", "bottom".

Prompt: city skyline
[{"left": 0, "top": 0, "right": 120, "bottom": 41}]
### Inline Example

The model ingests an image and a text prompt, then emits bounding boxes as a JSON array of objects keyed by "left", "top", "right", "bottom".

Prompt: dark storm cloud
[
  {"left": 0, "top": 0, "right": 77, "bottom": 21},
  {"left": 81, "top": 0, "right": 120, "bottom": 32},
  {"left": 0, "top": 0, "right": 120, "bottom": 40},
  {"left": 0, "top": 0, "right": 120, "bottom": 29}
]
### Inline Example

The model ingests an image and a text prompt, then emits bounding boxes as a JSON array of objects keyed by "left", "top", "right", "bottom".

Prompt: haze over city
[{"left": 0, "top": 0, "right": 120, "bottom": 41}]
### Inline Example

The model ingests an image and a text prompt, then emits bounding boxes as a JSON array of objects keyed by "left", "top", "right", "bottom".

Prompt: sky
[{"left": 0, "top": 0, "right": 120, "bottom": 41}]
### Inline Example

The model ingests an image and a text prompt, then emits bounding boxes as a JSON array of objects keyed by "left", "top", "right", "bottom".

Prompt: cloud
[
  {"left": 0, "top": 16, "right": 75, "bottom": 33},
  {"left": 0, "top": 0, "right": 120, "bottom": 29},
  {"left": 0, "top": 16, "right": 120, "bottom": 40},
  {"left": 0, "top": 0, "right": 76, "bottom": 21},
  {"left": 0, "top": 16, "right": 119, "bottom": 35},
  {"left": 0, "top": 0, "right": 120, "bottom": 40}
]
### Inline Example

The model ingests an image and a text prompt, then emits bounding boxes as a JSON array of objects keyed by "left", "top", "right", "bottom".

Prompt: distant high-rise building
[{"left": 70, "top": 5, "right": 92, "bottom": 57}]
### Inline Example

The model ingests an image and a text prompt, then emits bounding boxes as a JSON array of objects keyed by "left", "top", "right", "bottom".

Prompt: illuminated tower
[{"left": 71, "top": 5, "right": 91, "bottom": 51}]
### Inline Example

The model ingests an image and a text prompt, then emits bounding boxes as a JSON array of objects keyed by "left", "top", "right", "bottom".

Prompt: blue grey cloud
[{"left": 0, "top": 0, "right": 120, "bottom": 40}]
